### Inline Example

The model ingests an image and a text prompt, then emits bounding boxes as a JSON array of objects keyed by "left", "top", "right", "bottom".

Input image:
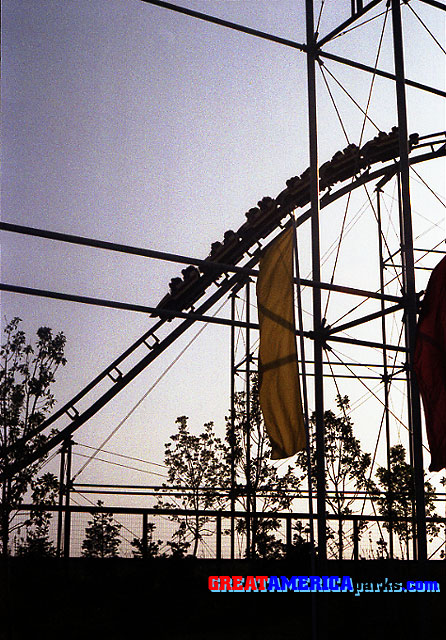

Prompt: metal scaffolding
[{"left": 2, "top": 0, "right": 446, "bottom": 567}]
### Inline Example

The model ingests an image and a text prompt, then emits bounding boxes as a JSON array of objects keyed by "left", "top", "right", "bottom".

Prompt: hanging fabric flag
[
  {"left": 256, "top": 226, "right": 306, "bottom": 459},
  {"left": 414, "top": 255, "right": 446, "bottom": 472}
]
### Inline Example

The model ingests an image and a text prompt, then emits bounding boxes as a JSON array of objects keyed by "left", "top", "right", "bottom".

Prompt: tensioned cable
[
  {"left": 235, "top": 295, "right": 246, "bottom": 354},
  {"left": 317, "top": 61, "right": 355, "bottom": 320},
  {"left": 341, "top": 4, "right": 405, "bottom": 302},
  {"left": 380, "top": 180, "right": 405, "bottom": 249},
  {"left": 410, "top": 166, "right": 446, "bottom": 208},
  {"left": 324, "top": 352, "right": 352, "bottom": 510},
  {"left": 381, "top": 236, "right": 446, "bottom": 292},
  {"left": 6, "top": 449, "right": 60, "bottom": 531},
  {"left": 330, "top": 6, "right": 393, "bottom": 42},
  {"left": 323, "top": 192, "right": 354, "bottom": 319},
  {"left": 364, "top": 182, "right": 403, "bottom": 287},
  {"left": 328, "top": 235, "right": 446, "bottom": 328},
  {"left": 72, "top": 296, "right": 229, "bottom": 481},
  {"left": 318, "top": 63, "right": 380, "bottom": 131},
  {"left": 405, "top": 0, "right": 446, "bottom": 55},
  {"left": 309, "top": 2, "right": 388, "bottom": 320},
  {"left": 327, "top": 321, "right": 405, "bottom": 392},
  {"left": 358, "top": 4, "right": 389, "bottom": 146},
  {"left": 319, "top": 63, "right": 350, "bottom": 144},
  {"left": 326, "top": 336, "right": 406, "bottom": 554},
  {"left": 75, "top": 443, "right": 167, "bottom": 469},
  {"left": 381, "top": 191, "right": 445, "bottom": 235},
  {"left": 329, "top": 346, "right": 431, "bottom": 455},
  {"left": 333, "top": 357, "right": 367, "bottom": 495},
  {"left": 299, "top": 196, "right": 371, "bottom": 300},
  {"left": 73, "top": 452, "right": 169, "bottom": 479},
  {"left": 319, "top": 197, "right": 370, "bottom": 267},
  {"left": 70, "top": 492, "right": 139, "bottom": 547}
]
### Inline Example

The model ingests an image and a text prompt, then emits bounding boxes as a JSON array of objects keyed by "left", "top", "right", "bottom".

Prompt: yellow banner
[{"left": 256, "top": 227, "right": 306, "bottom": 459}]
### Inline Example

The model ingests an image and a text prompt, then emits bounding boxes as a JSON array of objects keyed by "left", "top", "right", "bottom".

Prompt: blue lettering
[
  {"left": 309, "top": 576, "right": 322, "bottom": 592},
  {"left": 328, "top": 576, "right": 340, "bottom": 592},
  {"left": 298, "top": 576, "right": 309, "bottom": 591},
  {"left": 280, "top": 576, "right": 298, "bottom": 592},
  {"left": 340, "top": 576, "right": 354, "bottom": 592},
  {"left": 268, "top": 576, "right": 282, "bottom": 592}
]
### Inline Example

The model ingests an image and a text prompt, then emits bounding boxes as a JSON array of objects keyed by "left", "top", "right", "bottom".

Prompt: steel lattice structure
[{"left": 1, "top": 0, "right": 445, "bottom": 562}]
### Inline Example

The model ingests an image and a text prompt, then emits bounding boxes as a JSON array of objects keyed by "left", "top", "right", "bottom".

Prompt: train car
[
  {"left": 276, "top": 170, "right": 310, "bottom": 210},
  {"left": 154, "top": 126, "right": 420, "bottom": 319},
  {"left": 154, "top": 266, "right": 207, "bottom": 316},
  {"left": 328, "top": 144, "right": 361, "bottom": 185},
  {"left": 359, "top": 128, "right": 400, "bottom": 167}
]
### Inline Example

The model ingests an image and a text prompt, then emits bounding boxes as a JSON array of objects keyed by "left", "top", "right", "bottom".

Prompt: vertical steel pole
[
  {"left": 377, "top": 187, "right": 394, "bottom": 560},
  {"left": 216, "top": 513, "right": 222, "bottom": 561},
  {"left": 292, "top": 217, "right": 317, "bottom": 549},
  {"left": 391, "top": 0, "right": 427, "bottom": 561},
  {"left": 142, "top": 512, "right": 148, "bottom": 559},
  {"left": 230, "top": 290, "right": 236, "bottom": 560},
  {"left": 286, "top": 515, "right": 292, "bottom": 557},
  {"left": 353, "top": 517, "right": 359, "bottom": 561},
  {"left": 63, "top": 439, "right": 73, "bottom": 559},
  {"left": 396, "top": 173, "right": 418, "bottom": 561},
  {"left": 245, "top": 280, "right": 251, "bottom": 559},
  {"left": 306, "top": 0, "right": 326, "bottom": 560},
  {"left": 292, "top": 217, "right": 318, "bottom": 640},
  {"left": 56, "top": 444, "right": 66, "bottom": 558},
  {"left": 1, "top": 476, "right": 11, "bottom": 558}
]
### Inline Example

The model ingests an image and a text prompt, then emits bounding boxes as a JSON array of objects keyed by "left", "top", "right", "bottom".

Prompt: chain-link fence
[{"left": 4, "top": 503, "right": 446, "bottom": 560}]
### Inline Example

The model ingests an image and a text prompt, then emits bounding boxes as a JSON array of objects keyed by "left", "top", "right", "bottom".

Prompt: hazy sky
[{"left": 2, "top": 0, "right": 445, "bottom": 503}]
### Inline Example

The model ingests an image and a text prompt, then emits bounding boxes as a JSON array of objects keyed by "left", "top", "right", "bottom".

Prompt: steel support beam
[
  {"left": 63, "top": 439, "right": 73, "bottom": 559},
  {"left": 306, "top": 0, "right": 326, "bottom": 561},
  {"left": 377, "top": 186, "right": 394, "bottom": 559},
  {"left": 245, "top": 280, "right": 252, "bottom": 559},
  {"left": 318, "top": 50, "right": 446, "bottom": 98},
  {"left": 391, "top": 0, "right": 427, "bottom": 561},
  {"left": 317, "top": 0, "right": 383, "bottom": 47},
  {"left": 418, "top": 0, "right": 446, "bottom": 10},
  {"left": 141, "top": 0, "right": 306, "bottom": 52},
  {"left": 230, "top": 290, "right": 236, "bottom": 560}
]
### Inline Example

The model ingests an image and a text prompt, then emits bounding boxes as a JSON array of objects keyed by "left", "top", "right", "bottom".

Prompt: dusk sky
[{"left": 2, "top": 0, "right": 445, "bottom": 508}]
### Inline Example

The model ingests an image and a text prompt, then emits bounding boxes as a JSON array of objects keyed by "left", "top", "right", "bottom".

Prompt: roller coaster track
[{"left": 3, "top": 130, "right": 445, "bottom": 480}]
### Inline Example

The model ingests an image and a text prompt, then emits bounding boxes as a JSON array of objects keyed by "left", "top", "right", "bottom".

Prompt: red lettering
[
  {"left": 232, "top": 576, "right": 244, "bottom": 591},
  {"left": 208, "top": 576, "right": 220, "bottom": 591},
  {"left": 256, "top": 576, "right": 269, "bottom": 591},
  {"left": 220, "top": 576, "right": 231, "bottom": 591},
  {"left": 244, "top": 576, "right": 257, "bottom": 591}
]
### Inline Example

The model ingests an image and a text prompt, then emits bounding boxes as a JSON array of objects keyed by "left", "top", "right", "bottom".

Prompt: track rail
[{"left": 2, "top": 130, "right": 445, "bottom": 480}]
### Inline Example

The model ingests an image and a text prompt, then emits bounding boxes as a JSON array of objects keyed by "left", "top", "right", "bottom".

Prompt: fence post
[
  {"left": 286, "top": 516, "right": 292, "bottom": 558},
  {"left": 142, "top": 512, "right": 148, "bottom": 559},
  {"left": 63, "top": 438, "right": 73, "bottom": 559},
  {"left": 353, "top": 517, "right": 359, "bottom": 561},
  {"left": 216, "top": 513, "right": 222, "bottom": 560}
]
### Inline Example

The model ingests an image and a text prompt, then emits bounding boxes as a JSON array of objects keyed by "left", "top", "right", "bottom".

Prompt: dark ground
[{"left": 1, "top": 557, "right": 445, "bottom": 640}]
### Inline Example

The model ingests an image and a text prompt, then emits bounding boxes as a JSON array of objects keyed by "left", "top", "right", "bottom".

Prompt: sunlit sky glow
[{"left": 2, "top": 0, "right": 445, "bottom": 504}]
